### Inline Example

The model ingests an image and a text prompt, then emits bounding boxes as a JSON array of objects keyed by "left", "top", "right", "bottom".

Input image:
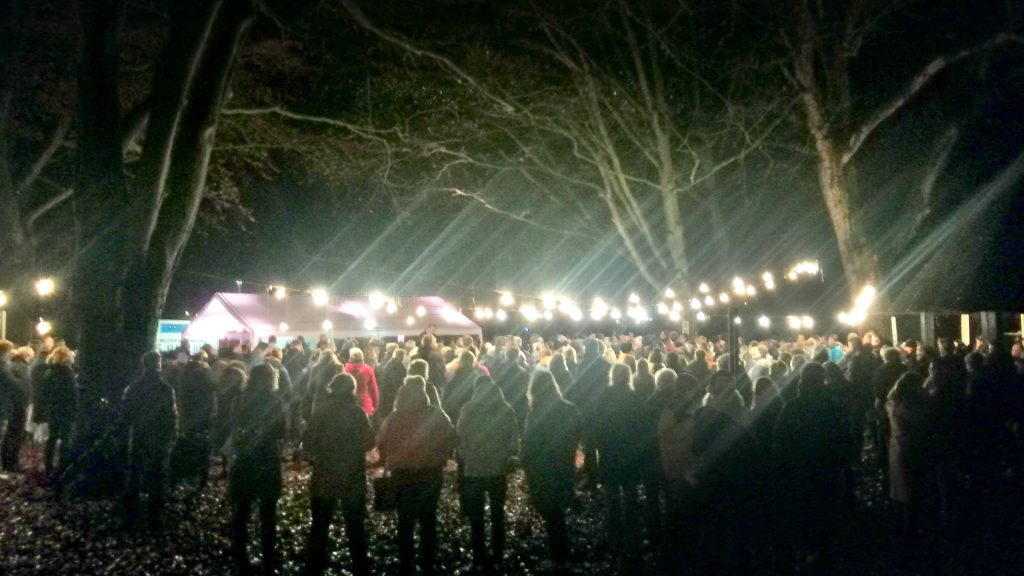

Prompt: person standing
[
  {"left": 492, "top": 348, "right": 530, "bottom": 431},
  {"left": 375, "top": 348, "right": 407, "bottom": 425},
  {"left": 377, "top": 376, "right": 455, "bottom": 575},
  {"left": 228, "top": 364, "right": 286, "bottom": 576},
  {"left": 1, "top": 342, "right": 31, "bottom": 472},
  {"left": 172, "top": 354, "right": 216, "bottom": 491},
  {"left": 887, "top": 372, "right": 933, "bottom": 547},
  {"left": 591, "top": 363, "right": 647, "bottom": 552},
  {"left": 121, "top": 352, "right": 178, "bottom": 530},
  {"left": 35, "top": 346, "right": 77, "bottom": 479},
  {"left": 522, "top": 370, "right": 581, "bottom": 563},
  {"left": 305, "top": 373, "right": 374, "bottom": 576},
  {"left": 344, "top": 348, "right": 379, "bottom": 416},
  {"left": 457, "top": 375, "right": 519, "bottom": 570},
  {"left": 567, "top": 338, "right": 610, "bottom": 490}
]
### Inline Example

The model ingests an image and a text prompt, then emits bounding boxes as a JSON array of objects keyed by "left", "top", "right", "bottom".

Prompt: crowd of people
[{"left": 3, "top": 325, "right": 1024, "bottom": 575}]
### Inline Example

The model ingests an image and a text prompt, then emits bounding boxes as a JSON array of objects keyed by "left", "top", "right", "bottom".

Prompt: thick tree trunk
[
  {"left": 816, "top": 147, "right": 880, "bottom": 291},
  {"left": 122, "top": 0, "right": 255, "bottom": 358}
]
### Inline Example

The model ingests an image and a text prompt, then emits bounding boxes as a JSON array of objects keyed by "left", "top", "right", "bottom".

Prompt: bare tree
[{"left": 787, "top": 0, "right": 1021, "bottom": 296}]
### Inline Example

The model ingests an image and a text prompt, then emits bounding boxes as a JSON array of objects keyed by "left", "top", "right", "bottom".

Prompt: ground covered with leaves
[{"left": 2, "top": 443, "right": 1024, "bottom": 575}]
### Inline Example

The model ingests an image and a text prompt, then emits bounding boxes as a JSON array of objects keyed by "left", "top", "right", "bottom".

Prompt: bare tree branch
[{"left": 842, "top": 32, "right": 1022, "bottom": 166}]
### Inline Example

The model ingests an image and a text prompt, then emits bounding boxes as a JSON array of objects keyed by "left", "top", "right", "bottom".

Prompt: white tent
[{"left": 184, "top": 292, "right": 481, "bottom": 346}]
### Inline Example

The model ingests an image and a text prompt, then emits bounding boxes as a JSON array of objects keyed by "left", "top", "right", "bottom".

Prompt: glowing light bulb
[
  {"left": 273, "top": 286, "right": 287, "bottom": 300},
  {"left": 696, "top": 311, "right": 707, "bottom": 322},
  {"left": 36, "top": 319, "right": 52, "bottom": 335},
  {"left": 416, "top": 305, "right": 426, "bottom": 317},
  {"left": 734, "top": 316, "right": 742, "bottom": 325},
  {"left": 698, "top": 283, "right": 710, "bottom": 294},
  {"left": 543, "top": 310, "right": 553, "bottom": 320},
  {"left": 279, "top": 322, "right": 289, "bottom": 331},
  {"left": 495, "top": 309, "right": 508, "bottom": 322},
  {"left": 499, "top": 292, "right": 514, "bottom": 307},
  {"left": 609, "top": 307, "right": 622, "bottom": 320},
  {"left": 321, "top": 319, "right": 333, "bottom": 331},
  {"left": 669, "top": 311, "right": 681, "bottom": 322},
  {"left": 746, "top": 285, "right": 757, "bottom": 297},
  {"left": 311, "top": 289, "right": 328, "bottom": 306},
  {"left": 35, "top": 278, "right": 56, "bottom": 297},
  {"left": 690, "top": 298, "right": 702, "bottom": 310},
  {"left": 406, "top": 316, "right": 415, "bottom": 326},
  {"left": 520, "top": 305, "right": 539, "bottom": 322},
  {"left": 664, "top": 288, "right": 675, "bottom": 299},
  {"left": 758, "top": 316, "right": 771, "bottom": 328},
  {"left": 855, "top": 285, "right": 877, "bottom": 310},
  {"left": 672, "top": 301, "right": 683, "bottom": 312},
  {"left": 628, "top": 293, "right": 640, "bottom": 304},
  {"left": 801, "top": 316, "right": 815, "bottom": 329},
  {"left": 385, "top": 301, "right": 398, "bottom": 315},
  {"left": 719, "top": 292, "right": 730, "bottom": 304},
  {"left": 364, "top": 317, "right": 377, "bottom": 330},
  {"left": 542, "top": 295, "right": 557, "bottom": 310},
  {"left": 369, "top": 292, "right": 386, "bottom": 310},
  {"left": 704, "top": 295, "right": 715, "bottom": 307},
  {"left": 787, "top": 316, "right": 801, "bottom": 330},
  {"left": 656, "top": 302, "right": 669, "bottom": 315}
]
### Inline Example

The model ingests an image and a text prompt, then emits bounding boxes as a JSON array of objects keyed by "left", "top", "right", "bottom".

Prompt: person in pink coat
[{"left": 345, "top": 348, "right": 379, "bottom": 415}]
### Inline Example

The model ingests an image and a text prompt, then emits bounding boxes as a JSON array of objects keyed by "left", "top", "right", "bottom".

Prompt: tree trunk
[
  {"left": 817, "top": 146, "right": 880, "bottom": 291},
  {"left": 122, "top": 0, "right": 255, "bottom": 358}
]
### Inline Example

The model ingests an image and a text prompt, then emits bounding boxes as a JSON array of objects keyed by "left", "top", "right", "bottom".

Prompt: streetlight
[{"left": 34, "top": 278, "right": 56, "bottom": 297}]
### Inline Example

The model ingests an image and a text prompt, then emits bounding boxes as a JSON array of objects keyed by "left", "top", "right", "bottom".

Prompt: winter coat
[
  {"left": 873, "top": 360, "right": 906, "bottom": 405},
  {"left": 412, "top": 347, "right": 448, "bottom": 392},
  {"left": 265, "top": 358, "right": 293, "bottom": 403},
  {"left": 492, "top": 361, "right": 530, "bottom": 428},
  {"left": 653, "top": 391, "right": 699, "bottom": 484},
  {"left": 522, "top": 397, "right": 580, "bottom": 510},
  {"left": 177, "top": 362, "right": 216, "bottom": 437},
  {"left": 122, "top": 370, "right": 179, "bottom": 456},
  {"left": 378, "top": 404, "right": 455, "bottom": 472},
  {"left": 376, "top": 357, "right": 406, "bottom": 419},
  {"left": 443, "top": 366, "right": 483, "bottom": 425},
  {"left": 773, "top": 388, "right": 848, "bottom": 504},
  {"left": 846, "top": 350, "right": 882, "bottom": 412},
  {"left": 457, "top": 394, "right": 518, "bottom": 477},
  {"left": 590, "top": 384, "right": 646, "bottom": 485},
  {"left": 686, "top": 360, "right": 711, "bottom": 386},
  {"left": 34, "top": 363, "right": 77, "bottom": 425},
  {"left": 306, "top": 392, "right": 374, "bottom": 498},
  {"left": 344, "top": 361, "right": 379, "bottom": 415},
  {"left": 887, "top": 390, "right": 933, "bottom": 504},
  {"left": 228, "top": 389, "right": 285, "bottom": 500},
  {"left": 567, "top": 356, "right": 611, "bottom": 414}
]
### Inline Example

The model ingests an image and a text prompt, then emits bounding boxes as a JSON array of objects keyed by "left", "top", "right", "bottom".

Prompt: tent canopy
[{"left": 185, "top": 293, "right": 481, "bottom": 345}]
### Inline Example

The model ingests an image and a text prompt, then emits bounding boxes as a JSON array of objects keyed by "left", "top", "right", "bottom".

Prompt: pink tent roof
[{"left": 185, "top": 293, "right": 481, "bottom": 344}]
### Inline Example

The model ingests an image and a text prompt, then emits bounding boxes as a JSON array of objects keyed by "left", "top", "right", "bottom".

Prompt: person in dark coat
[
  {"left": 773, "top": 362, "right": 850, "bottom": 570},
  {"left": 686, "top": 350, "right": 712, "bottom": 386},
  {"left": 522, "top": 370, "right": 581, "bottom": 563},
  {"left": 1, "top": 344, "right": 31, "bottom": 472},
  {"left": 305, "top": 373, "right": 374, "bottom": 576},
  {"left": 375, "top": 348, "right": 407, "bottom": 425},
  {"left": 35, "top": 346, "right": 77, "bottom": 478},
  {"left": 567, "top": 338, "right": 610, "bottom": 489},
  {"left": 442, "top": 350, "right": 483, "bottom": 425},
  {"left": 548, "top": 353, "right": 574, "bottom": 392},
  {"left": 378, "top": 376, "right": 456, "bottom": 575},
  {"left": 887, "top": 372, "right": 933, "bottom": 544},
  {"left": 591, "top": 362, "right": 647, "bottom": 551},
  {"left": 122, "top": 351, "right": 179, "bottom": 530},
  {"left": 228, "top": 363, "right": 286, "bottom": 576},
  {"left": 846, "top": 338, "right": 881, "bottom": 456},
  {"left": 873, "top": 348, "right": 907, "bottom": 471},
  {"left": 171, "top": 356, "right": 216, "bottom": 490},
  {"left": 457, "top": 375, "right": 519, "bottom": 570},
  {"left": 492, "top": 348, "right": 530, "bottom": 430},
  {"left": 691, "top": 371, "right": 759, "bottom": 573},
  {"left": 412, "top": 334, "right": 448, "bottom": 401}
]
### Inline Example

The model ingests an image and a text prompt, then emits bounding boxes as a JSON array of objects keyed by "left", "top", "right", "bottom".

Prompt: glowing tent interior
[{"left": 183, "top": 293, "right": 481, "bottom": 346}]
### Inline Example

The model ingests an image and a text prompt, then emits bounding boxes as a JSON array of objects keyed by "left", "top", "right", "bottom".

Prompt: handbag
[{"left": 373, "top": 472, "right": 399, "bottom": 511}]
